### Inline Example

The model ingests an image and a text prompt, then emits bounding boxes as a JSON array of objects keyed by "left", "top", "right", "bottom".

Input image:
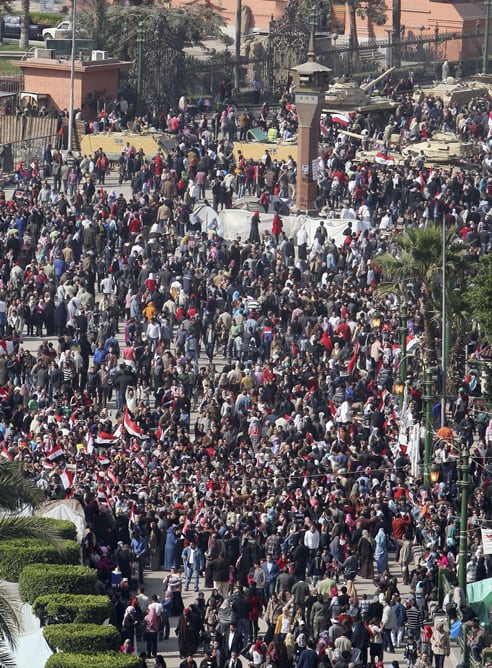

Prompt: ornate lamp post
[{"left": 290, "top": 25, "right": 331, "bottom": 213}]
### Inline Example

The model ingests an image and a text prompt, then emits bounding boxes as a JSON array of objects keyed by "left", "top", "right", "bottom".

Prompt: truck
[
  {"left": 42, "top": 21, "right": 87, "bottom": 43},
  {"left": 1, "top": 15, "right": 43, "bottom": 40}
]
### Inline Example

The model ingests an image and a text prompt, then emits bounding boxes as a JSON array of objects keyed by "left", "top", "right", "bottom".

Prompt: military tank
[
  {"left": 324, "top": 67, "right": 398, "bottom": 114},
  {"left": 401, "top": 131, "right": 477, "bottom": 166}
]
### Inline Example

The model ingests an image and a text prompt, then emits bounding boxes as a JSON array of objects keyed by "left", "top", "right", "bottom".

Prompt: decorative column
[{"left": 290, "top": 29, "right": 331, "bottom": 214}]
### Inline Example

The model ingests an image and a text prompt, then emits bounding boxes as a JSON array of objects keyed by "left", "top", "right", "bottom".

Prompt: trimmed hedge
[
  {"left": 33, "top": 594, "right": 112, "bottom": 626},
  {"left": 43, "top": 623, "right": 120, "bottom": 653},
  {"left": 30, "top": 11, "right": 67, "bottom": 27},
  {"left": 37, "top": 518, "right": 78, "bottom": 541},
  {"left": 19, "top": 565, "right": 96, "bottom": 604},
  {"left": 0, "top": 539, "right": 80, "bottom": 581},
  {"left": 45, "top": 653, "right": 141, "bottom": 668}
]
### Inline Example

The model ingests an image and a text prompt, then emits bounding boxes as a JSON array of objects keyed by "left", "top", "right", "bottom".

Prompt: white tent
[
  {"left": 35, "top": 499, "right": 86, "bottom": 543},
  {"left": 0, "top": 582, "right": 53, "bottom": 668},
  {"left": 217, "top": 209, "right": 363, "bottom": 246}
]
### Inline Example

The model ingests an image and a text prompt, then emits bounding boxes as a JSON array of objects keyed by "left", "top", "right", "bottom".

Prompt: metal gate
[{"left": 268, "top": 0, "right": 309, "bottom": 94}]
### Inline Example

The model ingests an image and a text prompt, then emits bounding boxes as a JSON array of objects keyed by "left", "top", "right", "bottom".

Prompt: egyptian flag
[
  {"left": 379, "top": 389, "right": 389, "bottom": 411},
  {"left": 59, "top": 470, "right": 73, "bottom": 490},
  {"left": 375, "top": 151, "right": 395, "bottom": 166},
  {"left": 124, "top": 409, "right": 145, "bottom": 439},
  {"left": 193, "top": 502, "right": 205, "bottom": 525},
  {"left": 1, "top": 446, "right": 12, "bottom": 461},
  {"left": 98, "top": 454, "right": 110, "bottom": 467},
  {"left": 95, "top": 431, "right": 119, "bottom": 446},
  {"left": 329, "top": 400, "right": 337, "bottom": 420},
  {"left": 347, "top": 341, "right": 360, "bottom": 374},
  {"left": 134, "top": 455, "right": 146, "bottom": 470},
  {"left": 107, "top": 468, "right": 117, "bottom": 486},
  {"left": 85, "top": 430, "right": 94, "bottom": 455},
  {"left": 46, "top": 445, "right": 64, "bottom": 461},
  {"left": 98, "top": 486, "right": 110, "bottom": 505}
]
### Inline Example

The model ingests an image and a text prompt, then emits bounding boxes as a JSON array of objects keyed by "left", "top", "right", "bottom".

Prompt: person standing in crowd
[
  {"left": 431, "top": 623, "right": 450, "bottom": 668},
  {"left": 182, "top": 540, "right": 205, "bottom": 592}
]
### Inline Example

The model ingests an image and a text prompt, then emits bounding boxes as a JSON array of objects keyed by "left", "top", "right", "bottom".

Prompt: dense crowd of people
[{"left": 1, "top": 84, "right": 492, "bottom": 668}]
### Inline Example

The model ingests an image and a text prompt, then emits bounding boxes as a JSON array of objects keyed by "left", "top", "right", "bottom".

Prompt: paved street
[{"left": 5, "top": 169, "right": 460, "bottom": 668}]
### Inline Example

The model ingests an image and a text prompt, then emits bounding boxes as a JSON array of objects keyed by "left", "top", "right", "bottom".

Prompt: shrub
[
  {"left": 43, "top": 623, "right": 120, "bottom": 653},
  {"left": 19, "top": 565, "right": 96, "bottom": 604},
  {"left": 33, "top": 594, "right": 112, "bottom": 626},
  {"left": 45, "top": 653, "right": 141, "bottom": 668},
  {"left": 36, "top": 517, "right": 77, "bottom": 540},
  {"left": 30, "top": 12, "right": 66, "bottom": 27},
  {"left": 0, "top": 539, "right": 80, "bottom": 581}
]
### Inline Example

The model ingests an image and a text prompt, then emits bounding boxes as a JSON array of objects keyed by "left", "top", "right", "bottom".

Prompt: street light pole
[
  {"left": 441, "top": 214, "right": 447, "bottom": 428},
  {"left": 136, "top": 22, "right": 144, "bottom": 116},
  {"left": 67, "top": 0, "right": 76, "bottom": 152},
  {"left": 423, "top": 369, "right": 433, "bottom": 486},
  {"left": 457, "top": 445, "right": 469, "bottom": 592},
  {"left": 457, "top": 444, "right": 470, "bottom": 668},
  {"left": 399, "top": 302, "right": 407, "bottom": 384},
  {"left": 483, "top": 0, "right": 491, "bottom": 74},
  {"left": 234, "top": 0, "right": 242, "bottom": 92}
]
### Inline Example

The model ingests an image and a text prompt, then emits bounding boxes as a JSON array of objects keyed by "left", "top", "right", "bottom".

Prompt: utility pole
[
  {"left": 234, "top": 0, "right": 241, "bottom": 92},
  {"left": 136, "top": 22, "right": 144, "bottom": 116},
  {"left": 423, "top": 369, "right": 433, "bottom": 487},
  {"left": 67, "top": 0, "right": 77, "bottom": 152},
  {"left": 441, "top": 213, "right": 447, "bottom": 428},
  {"left": 399, "top": 302, "right": 407, "bottom": 385},
  {"left": 457, "top": 445, "right": 470, "bottom": 668},
  {"left": 484, "top": 0, "right": 491, "bottom": 74}
]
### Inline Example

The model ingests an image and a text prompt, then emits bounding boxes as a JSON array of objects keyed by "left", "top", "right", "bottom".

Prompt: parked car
[
  {"left": 43, "top": 21, "right": 88, "bottom": 42},
  {"left": 1, "top": 15, "right": 42, "bottom": 40}
]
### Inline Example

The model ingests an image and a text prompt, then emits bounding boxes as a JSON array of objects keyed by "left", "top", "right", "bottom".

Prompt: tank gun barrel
[{"left": 359, "top": 66, "right": 395, "bottom": 91}]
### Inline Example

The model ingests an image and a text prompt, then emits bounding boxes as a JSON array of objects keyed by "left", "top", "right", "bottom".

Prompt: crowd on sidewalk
[{"left": 0, "top": 86, "right": 492, "bottom": 668}]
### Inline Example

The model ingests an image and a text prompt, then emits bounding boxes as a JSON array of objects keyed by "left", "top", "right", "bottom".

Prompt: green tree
[
  {"left": 0, "top": 460, "right": 63, "bottom": 668},
  {"left": 376, "top": 224, "right": 473, "bottom": 363},
  {"left": 465, "top": 253, "right": 492, "bottom": 344},
  {"left": 347, "top": 0, "right": 387, "bottom": 54},
  {"left": 79, "top": 5, "right": 227, "bottom": 110}
]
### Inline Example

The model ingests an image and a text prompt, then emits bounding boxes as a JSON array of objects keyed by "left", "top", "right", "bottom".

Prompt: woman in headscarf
[
  {"left": 177, "top": 606, "right": 201, "bottom": 658},
  {"left": 249, "top": 211, "right": 261, "bottom": 244},
  {"left": 357, "top": 529, "right": 375, "bottom": 580}
]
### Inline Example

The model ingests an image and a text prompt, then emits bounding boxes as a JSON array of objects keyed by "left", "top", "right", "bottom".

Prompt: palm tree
[
  {"left": 376, "top": 223, "right": 473, "bottom": 363},
  {"left": 19, "top": 0, "right": 29, "bottom": 49},
  {"left": 0, "top": 459, "right": 63, "bottom": 668}
]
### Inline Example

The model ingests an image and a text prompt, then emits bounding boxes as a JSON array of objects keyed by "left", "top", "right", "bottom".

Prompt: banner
[{"left": 481, "top": 528, "right": 492, "bottom": 555}]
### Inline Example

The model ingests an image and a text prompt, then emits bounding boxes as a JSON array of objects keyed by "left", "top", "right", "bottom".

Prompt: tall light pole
[
  {"left": 136, "top": 22, "right": 144, "bottom": 116},
  {"left": 234, "top": 0, "right": 241, "bottom": 92},
  {"left": 457, "top": 444, "right": 470, "bottom": 668},
  {"left": 423, "top": 369, "right": 433, "bottom": 487},
  {"left": 67, "top": 0, "right": 77, "bottom": 152},
  {"left": 457, "top": 445, "right": 469, "bottom": 591},
  {"left": 441, "top": 214, "right": 447, "bottom": 428},
  {"left": 484, "top": 0, "right": 491, "bottom": 74}
]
